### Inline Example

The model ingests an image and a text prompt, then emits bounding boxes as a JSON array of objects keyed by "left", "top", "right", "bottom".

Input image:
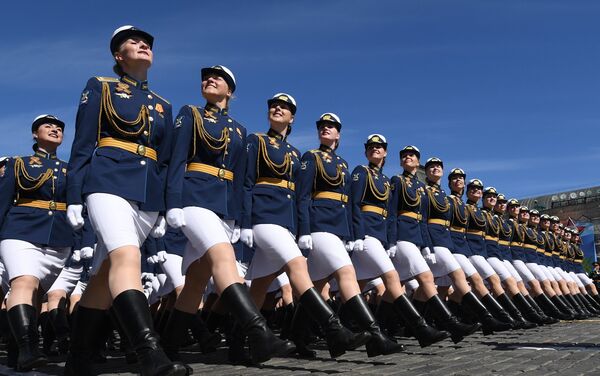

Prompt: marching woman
[
  {"left": 162, "top": 67, "right": 294, "bottom": 365},
  {"left": 387, "top": 147, "right": 479, "bottom": 343},
  {"left": 349, "top": 136, "right": 448, "bottom": 348},
  {"left": 296, "top": 113, "right": 402, "bottom": 357},
  {"left": 64, "top": 26, "right": 187, "bottom": 376},
  {"left": 0, "top": 115, "right": 71, "bottom": 371},
  {"left": 243, "top": 95, "right": 370, "bottom": 358},
  {"left": 421, "top": 161, "right": 512, "bottom": 334}
]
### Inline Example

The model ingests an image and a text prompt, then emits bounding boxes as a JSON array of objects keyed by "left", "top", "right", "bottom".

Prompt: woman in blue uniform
[
  {"left": 0, "top": 114, "right": 71, "bottom": 371},
  {"left": 242, "top": 95, "right": 370, "bottom": 358},
  {"left": 421, "top": 161, "right": 512, "bottom": 334},
  {"left": 388, "top": 147, "right": 479, "bottom": 343},
  {"left": 64, "top": 26, "right": 187, "bottom": 376},
  {"left": 296, "top": 114, "right": 403, "bottom": 357},
  {"left": 163, "top": 67, "right": 293, "bottom": 365},
  {"left": 350, "top": 136, "right": 448, "bottom": 348}
]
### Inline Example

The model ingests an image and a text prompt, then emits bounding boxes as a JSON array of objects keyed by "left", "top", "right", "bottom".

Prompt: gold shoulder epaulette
[
  {"left": 309, "top": 149, "right": 320, "bottom": 154},
  {"left": 95, "top": 76, "right": 119, "bottom": 82},
  {"left": 150, "top": 90, "right": 171, "bottom": 105}
]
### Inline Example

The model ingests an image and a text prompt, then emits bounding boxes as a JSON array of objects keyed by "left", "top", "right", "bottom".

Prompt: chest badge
[
  {"left": 115, "top": 83, "right": 132, "bottom": 98},
  {"left": 29, "top": 156, "right": 42, "bottom": 166},
  {"left": 155, "top": 103, "right": 165, "bottom": 117},
  {"left": 204, "top": 110, "right": 217, "bottom": 123}
]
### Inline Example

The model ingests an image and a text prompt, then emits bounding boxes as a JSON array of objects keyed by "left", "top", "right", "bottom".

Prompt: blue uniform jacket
[
  {"left": 424, "top": 182, "right": 453, "bottom": 249},
  {"left": 482, "top": 208, "right": 502, "bottom": 259},
  {"left": 448, "top": 193, "right": 471, "bottom": 256},
  {"left": 523, "top": 226, "right": 540, "bottom": 264},
  {"left": 508, "top": 218, "right": 526, "bottom": 261},
  {"left": 166, "top": 104, "right": 246, "bottom": 224},
  {"left": 67, "top": 75, "right": 173, "bottom": 212},
  {"left": 242, "top": 130, "right": 301, "bottom": 233},
  {"left": 496, "top": 214, "right": 513, "bottom": 261},
  {"left": 162, "top": 225, "right": 186, "bottom": 257},
  {"left": 350, "top": 164, "right": 391, "bottom": 246},
  {"left": 297, "top": 145, "right": 352, "bottom": 240},
  {"left": 0, "top": 151, "right": 73, "bottom": 247},
  {"left": 465, "top": 202, "right": 487, "bottom": 257},
  {"left": 388, "top": 171, "right": 429, "bottom": 247}
]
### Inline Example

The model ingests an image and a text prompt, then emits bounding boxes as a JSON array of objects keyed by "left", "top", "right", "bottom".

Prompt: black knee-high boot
[
  {"left": 48, "top": 308, "right": 70, "bottom": 354},
  {"left": 376, "top": 300, "right": 403, "bottom": 337},
  {"left": 479, "top": 294, "right": 518, "bottom": 327},
  {"left": 219, "top": 283, "right": 295, "bottom": 364},
  {"left": 289, "top": 302, "right": 318, "bottom": 359},
  {"left": 495, "top": 294, "right": 537, "bottom": 329},
  {"left": 344, "top": 295, "right": 405, "bottom": 357},
  {"left": 160, "top": 309, "right": 196, "bottom": 374},
  {"left": 461, "top": 293, "right": 513, "bottom": 335},
  {"left": 64, "top": 306, "right": 107, "bottom": 376},
  {"left": 535, "top": 294, "right": 572, "bottom": 320},
  {"left": 111, "top": 290, "right": 188, "bottom": 376},
  {"left": 191, "top": 310, "right": 222, "bottom": 353},
  {"left": 393, "top": 294, "right": 449, "bottom": 347},
  {"left": 40, "top": 310, "right": 55, "bottom": 356},
  {"left": 563, "top": 294, "right": 590, "bottom": 318},
  {"left": 7, "top": 304, "right": 47, "bottom": 372},
  {"left": 551, "top": 295, "right": 579, "bottom": 319},
  {"left": 583, "top": 294, "right": 600, "bottom": 313},
  {"left": 511, "top": 293, "right": 555, "bottom": 325},
  {"left": 524, "top": 294, "right": 559, "bottom": 324},
  {"left": 293, "top": 288, "right": 371, "bottom": 358},
  {"left": 279, "top": 302, "right": 295, "bottom": 340},
  {"left": 424, "top": 295, "right": 481, "bottom": 343},
  {"left": 575, "top": 294, "right": 598, "bottom": 315}
]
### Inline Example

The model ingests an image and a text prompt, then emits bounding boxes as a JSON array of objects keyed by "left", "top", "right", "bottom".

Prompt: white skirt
[
  {"left": 72, "top": 280, "right": 88, "bottom": 296},
  {"left": 486, "top": 257, "right": 513, "bottom": 282},
  {"left": 47, "top": 264, "right": 83, "bottom": 294},
  {"left": 0, "top": 239, "right": 70, "bottom": 291},
  {"left": 512, "top": 260, "right": 536, "bottom": 283},
  {"left": 159, "top": 253, "right": 185, "bottom": 291},
  {"left": 181, "top": 206, "right": 234, "bottom": 274},
  {"left": 539, "top": 265, "right": 556, "bottom": 282},
  {"left": 570, "top": 272, "right": 585, "bottom": 288},
  {"left": 503, "top": 260, "right": 523, "bottom": 283},
  {"left": 392, "top": 241, "right": 430, "bottom": 280},
  {"left": 246, "top": 224, "right": 303, "bottom": 280},
  {"left": 547, "top": 267, "right": 564, "bottom": 282},
  {"left": 469, "top": 255, "right": 496, "bottom": 279},
  {"left": 267, "top": 272, "right": 290, "bottom": 293},
  {"left": 404, "top": 278, "right": 420, "bottom": 294},
  {"left": 307, "top": 232, "right": 353, "bottom": 281},
  {"left": 577, "top": 272, "right": 593, "bottom": 286},
  {"left": 452, "top": 253, "right": 478, "bottom": 278},
  {"left": 362, "top": 277, "right": 384, "bottom": 293},
  {"left": 525, "top": 262, "right": 548, "bottom": 281},
  {"left": 351, "top": 236, "right": 394, "bottom": 281},
  {"left": 429, "top": 246, "right": 461, "bottom": 278}
]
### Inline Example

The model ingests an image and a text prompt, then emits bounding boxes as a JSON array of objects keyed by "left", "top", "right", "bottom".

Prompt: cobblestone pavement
[{"left": 1, "top": 319, "right": 600, "bottom": 375}]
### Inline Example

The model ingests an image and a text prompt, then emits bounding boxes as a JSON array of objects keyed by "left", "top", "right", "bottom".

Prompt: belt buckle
[
  {"left": 341, "top": 194, "right": 347, "bottom": 202},
  {"left": 382, "top": 209, "right": 388, "bottom": 218},
  {"left": 49, "top": 201, "right": 57, "bottom": 210},
  {"left": 218, "top": 168, "right": 226, "bottom": 179},
  {"left": 137, "top": 144, "right": 146, "bottom": 156},
  {"left": 287, "top": 180, "right": 293, "bottom": 189}
]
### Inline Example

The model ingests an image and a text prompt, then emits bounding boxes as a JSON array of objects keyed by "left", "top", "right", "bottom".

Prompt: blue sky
[{"left": 1, "top": 1, "right": 599, "bottom": 199}]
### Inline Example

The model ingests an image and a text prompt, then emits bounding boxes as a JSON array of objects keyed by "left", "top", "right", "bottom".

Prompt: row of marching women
[{"left": 0, "top": 25, "right": 599, "bottom": 376}]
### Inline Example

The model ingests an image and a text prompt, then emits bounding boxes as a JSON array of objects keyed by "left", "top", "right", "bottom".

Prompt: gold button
[
  {"left": 342, "top": 204, "right": 345, "bottom": 208},
  {"left": 147, "top": 94, "right": 153, "bottom": 99},
  {"left": 48, "top": 211, "right": 53, "bottom": 216},
  {"left": 226, "top": 138, "right": 231, "bottom": 142},
  {"left": 137, "top": 145, "right": 146, "bottom": 156},
  {"left": 55, "top": 161, "right": 60, "bottom": 165},
  {"left": 140, "top": 160, "right": 146, "bottom": 166},
  {"left": 143, "top": 131, "right": 149, "bottom": 136},
  {"left": 287, "top": 194, "right": 291, "bottom": 199},
  {"left": 229, "top": 127, "right": 233, "bottom": 131},
  {"left": 227, "top": 119, "right": 233, "bottom": 123},
  {"left": 54, "top": 168, "right": 58, "bottom": 172},
  {"left": 149, "top": 116, "right": 154, "bottom": 122},
  {"left": 148, "top": 105, "right": 154, "bottom": 110}
]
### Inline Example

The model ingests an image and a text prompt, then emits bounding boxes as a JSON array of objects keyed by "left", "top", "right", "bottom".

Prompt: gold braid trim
[
  {"left": 13, "top": 157, "right": 54, "bottom": 192},
  {"left": 499, "top": 219, "right": 512, "bottom": 238},
  {"left": 257, "top": 135, "right": 291, "bottom": 177},
  {"left": 450, "top": 196, "right": 468, "bottom": 225},
  {"left": 426, "top": 187, "right": 449, "bottom": 213},
  {"left": 484, "top": 211, "right": 500, "bottom": 235},
  {"left": 364, "top": 167, "right": 389, "bottom": 202},
  {"left": 313, "top": 153, "right": 343, "bottom": 188},
  {"left": 466, "top": 204, "right": 486, "bottom": 227},
  {"left": 99, "top": 82, "right": 150, "bottom": 141},
  {"left": 400, "top": 176, "right": 420, "bottom": 208},
  {"left": 190, "top": 106, "right": 229, "bottom": 156}
]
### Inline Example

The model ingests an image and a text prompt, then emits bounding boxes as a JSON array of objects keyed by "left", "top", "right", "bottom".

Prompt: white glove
[
  {"left": 240, "top": 228, "right": 254, "bottom": 248},
  {"left": 353, "top": 239, "right": 365, "bottom": 252},
  {"left": 157, "top": 250, "right": 168, "bottom": 263},
  {"left": 421, "top": 247, "right": 437, "bottom": 264},
  {"left": 66, "top": 204, "right": 84, "bottom": 230},
  {"left": 166, "top": 208, "right": 186, "bottom": 229},
  {"left": 150, "top": 216, "right": 166, "bottom": 238},
  {"left": 141, "top": 272, "right": 154, "bottom": 283},
  {"left": 231, "top": 226, "right": 241, "bottom": 244},
  {"left": 80, "top": 246, "right": 94, "bottom": 259},
  {"left": 298, "top": 235, "right": 313, "bottom": 250},
  {"left": 147, "top": 254, "right": 159, "bottom": 264},
  {"left": 345, "top": 240, "right": 355, "bottom": 252},
  {"left": 71, "top": 250, "right": 81, "bottom": 262},
  {"left": 387, "top": 245, "right": 397, "bottom": 258}
]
